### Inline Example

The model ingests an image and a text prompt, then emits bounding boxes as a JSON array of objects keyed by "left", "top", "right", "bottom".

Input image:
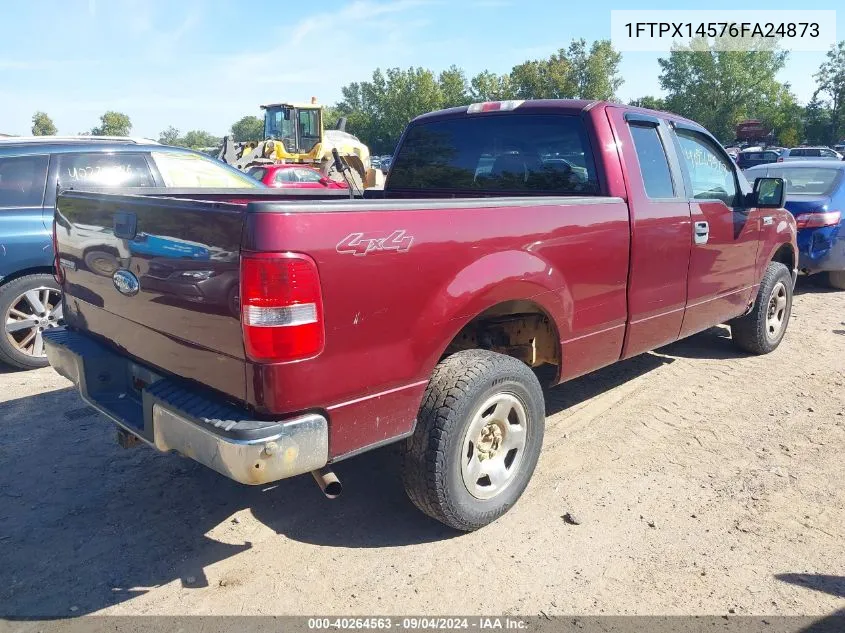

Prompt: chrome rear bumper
[{"left": 43, "top": 327, "right": 328, "bottom": 485}]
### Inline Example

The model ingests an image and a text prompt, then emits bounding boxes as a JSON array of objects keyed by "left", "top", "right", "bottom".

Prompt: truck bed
[{"left": 55, "top": 189, "right": 630, "bottom": 458}]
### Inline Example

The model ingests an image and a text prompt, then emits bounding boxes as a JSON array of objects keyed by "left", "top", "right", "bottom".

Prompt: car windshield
[{"left": 777, "top": 168, "right": 841, "bottom": 195}]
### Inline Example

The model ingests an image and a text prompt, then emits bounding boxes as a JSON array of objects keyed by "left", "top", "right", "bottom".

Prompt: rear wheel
[
  {"left": 401, "top": 350, "right": 545, "bottom": 531},
  {"left": 825, "top": 270, "right": 845, "bottom": 290},
  {"left": 730, "top": 262, "right": 793, "bottom": 355},
  {"left": 0, "top": 274, "right": 63, "bottom": 370}
]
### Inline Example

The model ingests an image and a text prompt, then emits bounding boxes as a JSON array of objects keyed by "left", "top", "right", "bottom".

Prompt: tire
[
  {"left": 730, "top": 262, "right": 793, "bottom": 355},
  {"left": 825, "top": 270, "right": 845, "bottom": 290},
  {"left": 401, "top": 349, "right": 545, "bottom": 531},
  {"left": 0, "top": 274, "right": 63, "bottom": 370}
]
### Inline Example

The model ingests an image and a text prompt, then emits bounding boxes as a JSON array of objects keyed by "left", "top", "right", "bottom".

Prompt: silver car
[{"left": 779, "top": 147, "right": 843, "bottom": 162}]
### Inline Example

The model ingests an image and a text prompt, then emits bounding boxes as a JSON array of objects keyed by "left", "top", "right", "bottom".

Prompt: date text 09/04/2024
[
  {"left": 624, "top": 22, "right": 820, "bottom": 38},
  {"left": 307, "top": 618, "right": 528, "bottom": 630}
]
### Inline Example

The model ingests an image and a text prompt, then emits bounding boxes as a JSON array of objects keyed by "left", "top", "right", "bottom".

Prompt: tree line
[{"left": 28, "top": 38, "right": 845, "bottom": 154}]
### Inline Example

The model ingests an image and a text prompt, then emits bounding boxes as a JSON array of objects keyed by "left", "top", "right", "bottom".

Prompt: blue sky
[{"left": 0, "top": 0, "right": 841, "bottom": 138}]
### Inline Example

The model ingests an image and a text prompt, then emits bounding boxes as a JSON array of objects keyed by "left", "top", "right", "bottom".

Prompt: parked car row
[
  {"left": 744, "top": 161, "right": 845, "bottom": 289},
  {"left": 0, "top": 137, "right": 262, "bottom": 369}
]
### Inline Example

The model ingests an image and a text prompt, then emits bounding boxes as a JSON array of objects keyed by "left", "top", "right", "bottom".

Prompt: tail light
[
  {"left": 52, "top": 219, "right": 64, "bottom": 285},
  {"left": 240, "top": 252, "right": 324, "bottom": 362},
  {"left": 776, "top": 156, "right": 784, "bottom": 162},
  {"left": 794, "top": 210, "right": 841, "bottom": 229}
]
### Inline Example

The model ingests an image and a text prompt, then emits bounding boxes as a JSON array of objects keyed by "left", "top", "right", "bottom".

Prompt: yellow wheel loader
[{"left": 218, "top": 99, "right": 378, "bottom": 190}]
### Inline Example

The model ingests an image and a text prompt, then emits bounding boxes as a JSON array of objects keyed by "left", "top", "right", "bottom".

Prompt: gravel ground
[{"left": 0, "top": 278, "right": 843, "bottom": 618}]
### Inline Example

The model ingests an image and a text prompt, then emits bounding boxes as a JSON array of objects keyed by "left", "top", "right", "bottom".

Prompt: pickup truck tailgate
[{"left": 55, "top": 192, "right": 247, "bottom": 400}]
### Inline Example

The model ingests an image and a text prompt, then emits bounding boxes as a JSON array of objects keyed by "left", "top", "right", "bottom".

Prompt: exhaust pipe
[{"left": 311, "top": 467, "right": 342, "bottom": 499}]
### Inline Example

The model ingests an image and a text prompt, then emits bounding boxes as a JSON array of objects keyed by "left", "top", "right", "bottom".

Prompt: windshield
[
  {"left": 777, "top": 167, "right": 841, "bottom": 195},
  {"left": 264, "top": 107, "right": 295, "bottom": 149},
  {"left": 388, "top": 114, "right": 600, "bottom": 194}
]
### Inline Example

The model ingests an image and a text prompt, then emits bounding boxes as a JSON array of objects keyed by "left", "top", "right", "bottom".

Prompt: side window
[
  {"left": 152, "top": 152, "right": 258, "bottom": 188},
  {"left": 790, "top": 149, "right": 804, "bottom": 157},
  {"left": 629, "top": 124, "right": 675, "bottom": 198},
  {"left": 294, "top": 168, "right": 322, "bottom": 183},
  {"left": 820, "top": 148, "right": 836, "bottom": 158},
  {"left": 57, "top": 153, "right": 155, "bottom": 188},
  {"left": 675, "top": 131, "right": 738, "bottom": 206},
  {"left": 274, "top": 169, "right": 297, "bottom": 184},
  {"left": 0, "top": 155, "right": 49, "bottom": 208},
  {"left": 807, "top": 149, "right": 821, "bottom": 157}
]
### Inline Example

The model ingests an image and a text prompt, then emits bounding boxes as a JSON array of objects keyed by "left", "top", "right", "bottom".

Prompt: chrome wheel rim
[
  {"left": 766, "top": 281, "right": 788, "bottom": 340},
  {"left": 460, "top": 392, "right": 528, "bottom": 500},
  {"left": 4, "top": 287, "right": 63, "bottom": 357}
]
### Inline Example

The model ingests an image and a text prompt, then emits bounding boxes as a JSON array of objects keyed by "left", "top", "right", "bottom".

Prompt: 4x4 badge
[{"left": 336, "top": 230, "right": 414, "bottom": 256}]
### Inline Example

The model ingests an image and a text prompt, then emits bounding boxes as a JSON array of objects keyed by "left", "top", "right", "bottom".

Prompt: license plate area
[{"left": 81, "top": 354, "right": 162, "bottom": 436}]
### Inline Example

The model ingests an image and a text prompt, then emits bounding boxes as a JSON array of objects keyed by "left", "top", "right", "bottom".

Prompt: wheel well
[
  {"left": 771, "top": 243, "right": 794, "bottom": 271},
  {"left": 0, "top": 266, "right": 54, "bottom": 287},
  {"left": 442, "top": 300, "right": 561, "bottom": 384}
]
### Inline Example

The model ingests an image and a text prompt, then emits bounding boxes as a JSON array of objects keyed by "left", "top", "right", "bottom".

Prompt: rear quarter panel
[{"left": 244, "top": 196, "right": 630, "bottom": 458}]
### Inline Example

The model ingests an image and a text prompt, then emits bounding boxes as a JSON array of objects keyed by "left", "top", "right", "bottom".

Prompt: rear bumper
[
  {"left": 43, "top": 327, "right": 328, "bottom": 485},
  {"left": 797, "top": 226, "right": 845, "bottom": 274}
]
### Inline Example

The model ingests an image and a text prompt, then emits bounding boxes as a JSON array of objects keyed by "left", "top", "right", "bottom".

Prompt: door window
[
  {"left": 629, "top": 124, "right": 675, "bottom": 198},
  {"left": 274, "top": 169, "right": 298, "bottom": 184},
  {"left": 58, "top": 152, "right": 155, "bottom": 188},
  {"left": 293, "top": 168, "right": 322, "bottom": 183},
  {"left": 0, "top": 155, "right": 49, "bottom": 207},
  {"left": 675, "top": 131, "right": 738, "bottom": 206}
]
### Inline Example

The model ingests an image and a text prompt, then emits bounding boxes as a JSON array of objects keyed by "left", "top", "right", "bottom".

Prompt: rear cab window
[
  {"left": 387, "top": 114, "right": 600, "bottom": 195},
  {"left": 57, "top": 152, "right": 155, "bottom": 188},
  {"left": 0, "top": 155, "right": 49, "bottom": 208}
]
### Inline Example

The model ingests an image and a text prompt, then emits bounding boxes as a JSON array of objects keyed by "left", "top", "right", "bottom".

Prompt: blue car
[
  {"left": 0, "top": 136, "right": 260, "bottom": 369},
  {"left": 745, "top": 161, "right": 845, "bottom": 289}
]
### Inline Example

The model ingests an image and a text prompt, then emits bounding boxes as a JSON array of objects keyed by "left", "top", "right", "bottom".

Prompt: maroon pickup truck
[{"left": 46, "top": 100, "right": 797, "bottom": 531}]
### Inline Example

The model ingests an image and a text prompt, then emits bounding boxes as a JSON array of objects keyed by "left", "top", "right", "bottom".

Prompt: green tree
[
  {"left": 569, "top": 39, "right": 623, "bottom": 100},
  {"left": 31, "top": 111, "right": 57, "bottom": 136},
  {"left": 628, "top": 96, "right": 667, "bottom": 110},
  {"left": 438, "top": 65, "right": 470, "bottom": 108},
  {"left": 658, "top": 37, "right": 788, "bottom": 141},
  {"left": 91, "top": 111, "right": 132, "bottom": 136},
  {"left": 158, "top": 126, "right": 181, "bottom": 145},
  {"left": 180, "top": 130, "right": 221, "bottom": 149},
  {"left": 469, "top": 71, "right": 513, "bottom": 101},
  {"left": 803, "top": 94, "right": 832, "bottom": 145},
  {"left": 814, "top": 41, "right": 845, "bottom": 143},
  {"left": 338, "top": 67, "right": 445, "bottom": 153},
  {"left": 230, "top": 115, "right": 264, "bottom": 142}
]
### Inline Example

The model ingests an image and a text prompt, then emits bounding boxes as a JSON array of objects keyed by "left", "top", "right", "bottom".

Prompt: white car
[{"left": 779, "top": 147, "right": 843, "bottom": 162}]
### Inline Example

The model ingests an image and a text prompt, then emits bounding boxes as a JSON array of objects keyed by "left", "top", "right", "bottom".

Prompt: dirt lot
[{"left": 1, "top": 278, "right": 843, "bottom": 618}]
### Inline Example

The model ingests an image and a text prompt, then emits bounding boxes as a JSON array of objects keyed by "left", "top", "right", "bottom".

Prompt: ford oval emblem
[{"left": 112, "top": 269, "right": 140, "bottom": 297}]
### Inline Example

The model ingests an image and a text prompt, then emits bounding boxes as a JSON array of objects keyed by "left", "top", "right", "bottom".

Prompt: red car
[
  {"left": 48, "top": 99, "right": 796, "bottom": 531},
  {"left": 247, "top": 164, "right": 348, "bottom": 189}
]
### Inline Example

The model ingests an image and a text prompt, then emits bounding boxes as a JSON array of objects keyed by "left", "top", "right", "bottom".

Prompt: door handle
[{"left": 694, "top": 221, "right": 709, "bottom": 245}]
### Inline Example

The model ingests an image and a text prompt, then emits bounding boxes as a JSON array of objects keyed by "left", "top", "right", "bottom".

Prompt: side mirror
[
  {"left": 318, "top": 177, "right": 331, "bottom": 186},
  {"left": 752, "top": 177, "right": 786, "bottom": 208}
]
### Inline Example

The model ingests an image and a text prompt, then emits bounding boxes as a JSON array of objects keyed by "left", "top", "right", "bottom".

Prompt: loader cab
[{"left": 262, "top": 103, "right": 323, "bottom": 155}]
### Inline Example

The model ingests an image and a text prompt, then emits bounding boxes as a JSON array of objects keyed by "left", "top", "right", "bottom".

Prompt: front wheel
[
  {"left": 730, "top": 261, "right": 793, "bottom": 355},
  {"left": 401, "top": 350, "right": 545, "bottom": 531}
]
